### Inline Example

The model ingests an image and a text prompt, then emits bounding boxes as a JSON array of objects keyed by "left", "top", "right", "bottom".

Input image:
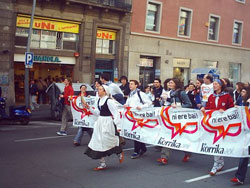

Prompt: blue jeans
[
  {"left": 235, "top": 158, "right": 249, "bottom": 182},
  {"left": 74, "top": 127, "right": 92, "bottom": 144}
]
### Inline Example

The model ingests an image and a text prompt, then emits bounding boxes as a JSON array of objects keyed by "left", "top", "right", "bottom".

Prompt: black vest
[{"left": 97, "top": 98, "right": 112, "bottom": 116}]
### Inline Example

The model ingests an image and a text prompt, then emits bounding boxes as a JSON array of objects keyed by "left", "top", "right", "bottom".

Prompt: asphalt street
[{"left": 0, "top": 120, "right": 249, "bottom": 188}]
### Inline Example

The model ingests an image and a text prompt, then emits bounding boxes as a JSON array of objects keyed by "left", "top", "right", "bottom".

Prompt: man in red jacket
[{"left": 57, "top": 78, "right": 74, "bottom": 136}]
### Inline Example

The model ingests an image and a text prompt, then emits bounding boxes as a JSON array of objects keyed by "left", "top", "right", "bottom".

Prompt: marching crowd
[{"left": 56, "top": 74, "right": 250, "bottom": 185}]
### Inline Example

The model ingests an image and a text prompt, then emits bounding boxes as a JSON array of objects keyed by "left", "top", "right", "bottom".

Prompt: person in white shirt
[
  {"left": 200, "top": 74, "right": 214, "bottom": 107},
  {"left": 124, "top": 80, "right": 152, "bottom": 159},
  {"left": 100, "top": 73, "right": 125, "bottom": 104}
]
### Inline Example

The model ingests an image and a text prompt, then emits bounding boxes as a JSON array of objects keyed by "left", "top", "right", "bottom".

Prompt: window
[
  {"left": 208, "top": 15, "right": 220, "bottom": 41},
  {"left": 145, "top": 1, "right": 162, "bottom": 32},
  {"left": 235, "top": 0, "right": 245, "bottom": 4},
  {"left": 15, "top": 28, "right": 78, "bottom": 50},
  {"left": 229, "top": 63, "right": 241, "bottom": 87},
  {"left": 178, "top": 8, "right": 193, "bottom": 37},
  {"left": 96, "top": 38, "right": 115, "bottom": 54},
  {"left": 232, "top": 21, "right": 243, "bottom": 45}
]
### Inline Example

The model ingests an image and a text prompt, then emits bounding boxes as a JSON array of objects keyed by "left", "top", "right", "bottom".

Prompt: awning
[{"left": 191, "top": 68, "right": 220, "bottom": 75}]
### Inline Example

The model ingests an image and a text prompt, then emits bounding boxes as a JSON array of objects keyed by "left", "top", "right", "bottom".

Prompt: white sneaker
[{"left": 57, "top": 131, "right": 67, "bottom": 136}]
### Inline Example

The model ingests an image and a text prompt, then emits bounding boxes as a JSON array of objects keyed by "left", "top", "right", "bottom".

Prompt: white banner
[{"left": 71, "top": 96, "right": 250, "bottom": 157}]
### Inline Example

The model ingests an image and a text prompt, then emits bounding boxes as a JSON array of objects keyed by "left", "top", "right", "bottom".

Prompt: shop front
[
  {"left": 173, "top": 58, "right": 191, "bottom": 86},
  {"left": 14, "top": 15, "right": 80, "bottom": 103},
  {"left": 95, "top": 29, "right": 117, "bottom": 82},
  {"left": 139, "top": 57, "right": 155, "bottom": 88},
  {"left": 14, "top": 54, "right": 75, "bottom": 103}
]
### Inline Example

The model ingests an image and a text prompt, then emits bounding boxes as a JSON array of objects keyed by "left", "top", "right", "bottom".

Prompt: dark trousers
[
  {"left": 134, "top": 140, "right": 147, "bottom": 154},
  {"left": 235, "top": 158, "right": 249, "bottom": 182}
]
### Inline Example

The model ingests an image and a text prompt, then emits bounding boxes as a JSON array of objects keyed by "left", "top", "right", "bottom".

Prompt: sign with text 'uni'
[
  {"left": 16, "top": 15, "right": 80, "bottom": 33},
  {"left": 96, "top": 29, "right": 116, "bottom": 40}
]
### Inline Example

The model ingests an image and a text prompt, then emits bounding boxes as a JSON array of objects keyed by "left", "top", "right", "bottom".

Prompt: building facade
[
  {"left": 129, "top": 0, "right": 250, "bottom": 87},
  {"left": 0, "top": 0, "right": 131, "bottom": 104}
]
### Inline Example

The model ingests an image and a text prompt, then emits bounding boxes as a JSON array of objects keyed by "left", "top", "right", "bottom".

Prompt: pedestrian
[
  {"left": 57, "top": 78, "right": 74, "bottom": 136},
  {"left": 194, "top": 78, "right": 203, "bottom": 109},
  {"left": 94, "top": 80, "right": 102, "bottom": 95},
  {"left": 157, "top": 78, "right": 192, "bottom": 164},
  {"left": 201, "top": 78, "right": 234, "bottom": 176},
  {"left": 231, "top": 86, "right": 250, "bottom": 185},
  {"left": 100, "top": 73, "right": 125, "bottom": 104},
  {"left": 153, "top": 79, "right": 163, "bottom": 107},
  {"left": 160, "top": 78, "right": 172, "bottom": 106},
  {"left": 37, "top": 77, "right": 48, "bottom": 104},
  {"left": 29, "top": 80, "right": 40, "bottom": 110},
  {"left": 144, "top": 85, "right": 155, "bottom": 102},
  {"left": 233, "top": 82, "right": 245, "bottom": 104},
  {"left": 199, "top": 74, "right": 214, "bottom": 107},
  {"left": 119, "top": 76, "right": 130, "bottom": 102},
  {"left": 186, "top": 83, "right": 197, "bottom": 109},
  {"left": 124, "top": 80, "right": 152, "bottom": 159},
  {"left": 84, "top": 85, "right": 124, "bottom": 170},
  {"left": 222, "top": 78, "right": 234, "bottom": 99},
  {"left": 73, "top": 84, "right": 92, "bottom": 146}
]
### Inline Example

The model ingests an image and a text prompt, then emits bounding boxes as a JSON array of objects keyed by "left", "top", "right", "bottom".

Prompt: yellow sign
[
  {"left": 16, "top": 16, "right": 79, "bottom": 33},
  {"left": 97, "top": 30, "right": 116, "bottom": 40}
]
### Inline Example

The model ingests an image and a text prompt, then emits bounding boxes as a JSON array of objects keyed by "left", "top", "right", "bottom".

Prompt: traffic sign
[{"left": 25, "top": 52, "right": 34, "bottom": 68}]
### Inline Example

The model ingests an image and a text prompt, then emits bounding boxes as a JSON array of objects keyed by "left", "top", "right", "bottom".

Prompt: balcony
[{"left": 67, "top": 0, "right": 132, "bottom": 12}]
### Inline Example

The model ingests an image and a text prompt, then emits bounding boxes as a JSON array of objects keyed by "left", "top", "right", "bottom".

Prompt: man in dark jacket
[
  {"left": 153, "top": 79, "right": 163, "bottom": 107},
  {"left": 29, "top": 80, "right": 39, "bottom": 110},
  {"left": 119, "top": 76, "right": 130, "bottom": 102}
]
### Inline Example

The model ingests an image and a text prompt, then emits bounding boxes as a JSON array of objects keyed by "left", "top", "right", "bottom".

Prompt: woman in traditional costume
[{"left": 85, "top": 85, "right": 124, "bottom": 170}]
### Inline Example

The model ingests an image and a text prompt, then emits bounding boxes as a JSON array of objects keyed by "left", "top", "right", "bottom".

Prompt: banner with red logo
[{"left": 71, "top": 96, "right": 250, "bottom": 157}]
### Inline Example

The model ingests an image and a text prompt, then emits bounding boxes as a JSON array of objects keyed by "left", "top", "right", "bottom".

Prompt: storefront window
[
  {"left": 96, "top": 29, "right": 116, "bottom": 55},
  {"left": 15, "top": 28, "right": 78, "bottom": 51}
]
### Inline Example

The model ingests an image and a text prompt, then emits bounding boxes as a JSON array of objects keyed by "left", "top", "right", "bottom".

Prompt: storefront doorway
[
  {"left": 173, "top": 58, "right": 191, "bottom": 86},
  {"left": 95, "top": 59, "right": 114, "bottom": 81}
]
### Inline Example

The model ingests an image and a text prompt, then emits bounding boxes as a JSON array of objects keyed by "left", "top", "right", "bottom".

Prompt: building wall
[
  {"left": 0, "top": 0, "right": 15, "bottom": 106},
  {"left": 4, "top": 0, "right": 131, "bottom": 104},
  {"left": 129, "top": 34, "right": 250, "bottom": 83},
  {"left": 129, "top": 0, "right": 250, "bottom": 86},
  {"left": 131, "top": 0, "right": 250, "bottom": 48}
]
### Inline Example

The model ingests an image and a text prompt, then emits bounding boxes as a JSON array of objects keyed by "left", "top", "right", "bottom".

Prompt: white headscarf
[{"left": 102, "top": 85, "right": 111, "bottom": 97}]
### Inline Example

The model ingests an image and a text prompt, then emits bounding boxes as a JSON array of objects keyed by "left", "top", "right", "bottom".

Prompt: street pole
[{"left": 25, "top": 0, "right": 36, "bottom": 107}]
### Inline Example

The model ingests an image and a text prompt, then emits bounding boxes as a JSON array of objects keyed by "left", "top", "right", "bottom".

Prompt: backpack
[{"left": 137, "top": 90, "right": 144, "bottom": 104}]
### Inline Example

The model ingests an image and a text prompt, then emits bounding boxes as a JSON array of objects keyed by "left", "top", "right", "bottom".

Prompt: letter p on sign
[{"left": 25, "top": 52, "right": 34, "bottom": 68}]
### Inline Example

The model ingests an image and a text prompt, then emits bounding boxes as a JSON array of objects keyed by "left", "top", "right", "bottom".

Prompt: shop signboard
[
  {"left": 16, "top": 15, "right": 80, "bottom": 33},
  {"left": 139, "top": 58, "right": 154, "bottom": 67},
  {"left": 173, "top": 58, "right": 190, "bottom": 68},
  {"left": 15, "top": 54, "right": 75, "bottom": 65},
  {"left": 96, "top": 29, "right": 116, "bottom": 40}
]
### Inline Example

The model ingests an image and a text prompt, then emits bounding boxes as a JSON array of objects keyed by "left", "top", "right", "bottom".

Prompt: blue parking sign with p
[{"left": 25, "top": 52, "right": 34, "bottom": 68}]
